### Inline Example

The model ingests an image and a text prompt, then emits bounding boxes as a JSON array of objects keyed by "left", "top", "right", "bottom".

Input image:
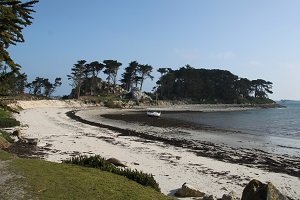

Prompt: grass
[
  {"left": 0, "top": 108, "right": 10, "bottom": 118},
  {"left": 0, "top": 108, "right": 20, "bottom": 128},
  {"left": 0, "top": 150, "right": 171, "bottom": 200},
  {"left": 63, "top": 155, "right": 160, "bottom": 192}
]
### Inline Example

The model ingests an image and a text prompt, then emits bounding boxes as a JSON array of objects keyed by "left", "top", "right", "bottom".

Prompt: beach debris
[
  {"left": 241, "top": 179, "right": 286, "bottom": 200},
  {"left": 222, "top": 191, "right": 239, "bottom": 200},
  {"left": 106, "top": 158, "right": 127, "bottom": 167},
  {"left": 174, "top": 182, "right": 205, "bottom": 197}
]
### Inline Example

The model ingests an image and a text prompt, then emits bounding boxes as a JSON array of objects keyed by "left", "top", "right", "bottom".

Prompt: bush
[
  {"left": 0, "top": 118, "right": 20, "bottom": 128},
  {"left": 63, "top": 155, "right": 160, "bottom": 192}
]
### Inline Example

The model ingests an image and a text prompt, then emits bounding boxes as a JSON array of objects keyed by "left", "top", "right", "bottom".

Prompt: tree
[
  {"left": 32, "top": 77, "right": 44, "bottom": 95},
  {"left": 0, "top": 0, "right": 38, "bottom": 72},
  {"left": 88, "top": 61, "right": 104, "bottom": 95},
  {"left": 120, "top": 61, "right": 139, "bottom": 91},
  {"left": 0, "top": 62, "right": 27, "bottom": 95},
  {"left": 67, "top": 60, "right": 87, "bottom": 99},
  {"left": 43, "top": 77, "right": 62, "bottom": 97},
  {"left": 103, "top": 60, "right": 122, "bottom": 94},
  {"left": 156, "top": 68, "right": 172, "bottom": 98},
  {"left": 27, "top": 77, "right": 62, "bottom": 97},
  {"left": 251, "top": 79, "right": 273, "bottom": 98},
  {"left": 157, "top": 66, "right": 273, "bottom": 103},
  {"left": 137, "top": 64, "right": 153, "bottom": 91}
]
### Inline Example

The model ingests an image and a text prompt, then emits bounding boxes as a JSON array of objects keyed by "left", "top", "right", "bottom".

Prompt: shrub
[
  {"left": 0, "top": 118, "right": 20, "bottom": 128},
  {"left": 63, "top": 155, "right": 160, "bottom": 192}
]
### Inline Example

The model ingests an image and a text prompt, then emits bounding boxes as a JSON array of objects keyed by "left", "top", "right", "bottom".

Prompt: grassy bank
[
  {"left": 0, "top": 108, "right": 20, "bottom": 128},
  {"left": 0, "top": 150, "right": 171, "bottom": 200}
]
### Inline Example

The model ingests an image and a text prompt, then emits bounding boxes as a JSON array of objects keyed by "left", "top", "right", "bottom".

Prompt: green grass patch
[
  {"left": 0, "top": 117, "right": 20, "bottom": 128},
  {"left": 0, "top": 108, "right": 10, "bottom": 118},
  {"left": 0, "top": 130, "right": 14, "bottom": 143},
  {"left": 0, "top": 108, "right": 20, "bottom": 128},
  {"left": 0, "top": 149, "right": 14, "bottom": 160},
  {"left": 63, "top": 155, "right": 161, "bottom": 192},
  {"left": 0, "top": 151, "right": 170, "bottom": 200}
]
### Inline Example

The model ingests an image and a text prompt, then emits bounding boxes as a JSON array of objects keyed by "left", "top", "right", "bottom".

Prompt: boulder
[
  {"left": 203, "top": 194, "right": 217, "bottom": 200},
  {"left": 12, "top": 130, "right": 21, "bottom": 137},
  {"left": 222, "top": 191, "right": 239, "bottom": 200},
  {"left": 174, "top": 182, "right": 205, "bottom": 197},
  {"left": 131, "top": 88, "right": 152, "bottom": 102},
  {"left": 241, "top": 179, "right": 286, "bottom": 200},
  {"left": 106, "top": 158, "right": 127, "bottom": 167}
]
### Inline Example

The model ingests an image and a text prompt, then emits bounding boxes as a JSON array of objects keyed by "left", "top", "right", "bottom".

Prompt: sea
[{"left": 164, "top": 100, "right": 300, "bottom": 157}]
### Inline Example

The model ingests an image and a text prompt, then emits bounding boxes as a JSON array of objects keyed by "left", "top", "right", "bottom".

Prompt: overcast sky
[{"left": 9, "top": 0, "right": 300, "bottom": 100}]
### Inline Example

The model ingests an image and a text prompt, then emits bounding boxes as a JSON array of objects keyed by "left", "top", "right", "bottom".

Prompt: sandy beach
[{"left": 12, "top": 100, "right": 300, "bottom": 199}]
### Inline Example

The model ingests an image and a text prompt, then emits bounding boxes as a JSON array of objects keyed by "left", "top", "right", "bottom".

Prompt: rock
[
  {"left": 174, "top": 182, "right": 205, "bottom": 197},
  {"left": 12, "top": 130, "right": 21, "bottom": 137},
  {"left": 131, "top": 88, "right": 152, "bottom": 102},
  {"left": 106, "top": 158, "right": 127, "bottom": 167},
  {"left": 241, "top": 179, "right": 286, "bottom": 200},
  {"left": 203, "top": 194, "right": 217, "bottom": 200},
  {"left": 222, "top": 191, "right": 239, "bottom": 200}
]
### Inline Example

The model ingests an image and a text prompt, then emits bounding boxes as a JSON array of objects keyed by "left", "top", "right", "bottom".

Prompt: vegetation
[
  {"left": 156, "top": 65, "right": 274, "bottom": 104},
  {"left": 26, "top": 76, "right": 62, "bottom": 97},
  {"left": 0, "top": 108, "right": 20, "bottom": 128},
  {"left": 0, "top": 150, "right": 170, "bottom": 200},
  {"left": 0, "top": 0, "right": 38, "bottom": 72},
  {"left": 0, "top": 0, "right": 38, "bottom": 95},
  {"left": 120, "top": 61, "right": 154, "bottom": 92},
  {"left": 63, "top": 155, "right": 161, "bottom": 192}
]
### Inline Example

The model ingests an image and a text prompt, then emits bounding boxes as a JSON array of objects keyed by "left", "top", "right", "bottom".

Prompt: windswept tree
[
  {"left": 251, "top": 79, "right": 273, "bottom": 98},
  {"left": 157, "top": 68, "right": 172, "bottom": 97},
  {"left": 27, "top": 77, "right": 62, "bottom": 97},
  {"left": 67, "top": 60, "right": 87, "bottom": 99},
  {"left": 137, "top": 64, "right": 153, "bottom": 91},
  {"left": 0, "top": 0, "right": 38, "bottom": 72},
  {"left": 87, "top": 61, "right": 104, "bottom": 95},
  {"left": 103, "top": 60, "right": 122, "bottom": 94},
  {"left": 120, "top": 61, "right": 139, "bottom": 91},
  {"left": 31, "top": 77, "right": 44, "bottom": 95},
  {"left": 43, "top": 77, "right": 62, "bottom": 97}
]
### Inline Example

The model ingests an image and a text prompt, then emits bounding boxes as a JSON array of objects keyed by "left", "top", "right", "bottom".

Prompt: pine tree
[{"left": 0, "top": 0, "right": 38, "bottom": 72}]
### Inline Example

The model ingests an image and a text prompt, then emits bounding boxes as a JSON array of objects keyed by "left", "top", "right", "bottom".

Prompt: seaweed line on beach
[{"left": 66, "top": 110, "right": 300, "bottom": 178}]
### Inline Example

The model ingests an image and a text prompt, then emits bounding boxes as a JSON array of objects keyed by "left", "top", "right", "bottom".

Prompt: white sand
[{"left": 13, "top": 100, "right": 300, "bottom": 199}]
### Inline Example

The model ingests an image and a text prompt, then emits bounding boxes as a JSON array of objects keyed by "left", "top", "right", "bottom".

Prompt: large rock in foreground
[
  {"left": 241, "top": 179, "right": 286, "bottom": 200},
  {"left": 174, "top": 182, "right": 205, "bottom": 197}
]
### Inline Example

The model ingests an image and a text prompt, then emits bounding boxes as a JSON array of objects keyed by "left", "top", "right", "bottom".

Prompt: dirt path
[{"left": 0, "top": 160, "right": 27, "bottom": 200}]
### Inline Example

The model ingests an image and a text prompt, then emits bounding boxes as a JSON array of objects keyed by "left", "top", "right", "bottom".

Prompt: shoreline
[
  {"left": 11, "top": 101, "right": 300, "bottom": 199},
  {"left": 71, "top": 109, "right": 300, "bottom": 178}
]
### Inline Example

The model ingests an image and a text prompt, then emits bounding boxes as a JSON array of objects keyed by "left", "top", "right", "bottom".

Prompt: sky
[{"left": 9, "top": 0, "right": 300, "bottom": 100}]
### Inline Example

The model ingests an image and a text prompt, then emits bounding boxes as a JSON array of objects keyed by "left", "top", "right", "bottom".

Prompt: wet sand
[{"left": 74, "top": 109, "right": 300, "bottom": 178}]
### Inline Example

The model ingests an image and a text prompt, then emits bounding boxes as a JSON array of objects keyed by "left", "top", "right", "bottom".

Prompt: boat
[{"left": 146, "top": 110, "right": 161, "bottom": 117}]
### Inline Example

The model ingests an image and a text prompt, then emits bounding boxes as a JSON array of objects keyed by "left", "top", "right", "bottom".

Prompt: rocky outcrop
[
  {"left": 174, "top": 182, "right": 205, "bottom": 197},
  {"left": 202, "top": 194, "right": 217, "bottom": 200},
  {"left": 106, "top": 158, "right": 127, "bottom": 167},
  {"left": 131, "top": 89, "right": 152, "bottom": 102},
  {"left": 241, "top": 179, "right": 286, "bottom": 200},
  {"left": 222, "top": 191, "right": 239, "bottom": 200}
]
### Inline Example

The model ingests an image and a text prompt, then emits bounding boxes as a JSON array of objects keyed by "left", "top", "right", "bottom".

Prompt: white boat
[{"left": 146, "top": 110, "right": 161, "bottom": 117}]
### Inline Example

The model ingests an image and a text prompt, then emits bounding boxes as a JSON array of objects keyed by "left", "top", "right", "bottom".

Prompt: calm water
[{"left": 164, "top": 101, "right": 300, "bottom": 155}]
